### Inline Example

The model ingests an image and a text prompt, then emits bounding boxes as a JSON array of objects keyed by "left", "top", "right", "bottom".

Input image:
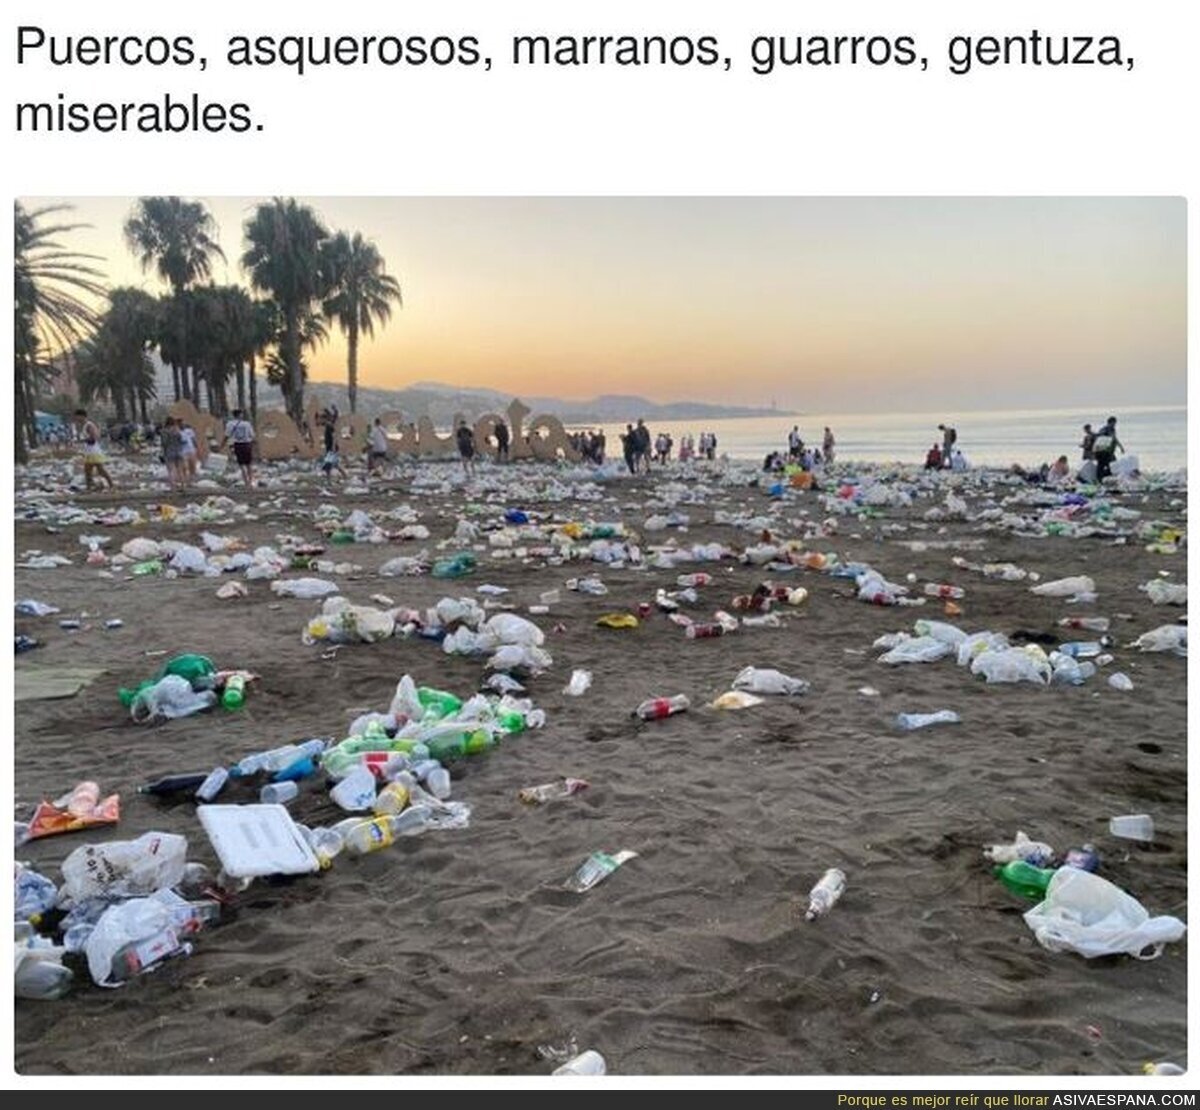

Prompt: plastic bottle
[
  {"left": 1058, "top": 616, "right": 1110, "bottom": 632},
  {"left": 1058, "top": 641, "right": 1106, "bottom": 660},
  {"left": 194, "top": 767, "right": 229, "bottom": 803},
  {"left": 1108, "top": 672, "right": 1134, "bottom": 692},
  {"left": 564, "top": 850, "right": 638, "bottom": 892},
  {"left": 805, "top": 868, "right": 846, "bottom": 921},
  {"left": 676, "top": 573, "right": 712, "bottom": 588},
  {"left": 221, "top": 673, "right": 247, "bottom": 710},
  {"left": 741, "top": 613, "right": 783, "bottom": 628},
  {"left": 425, "top": 733, "right": 468, "bottom": 764},
  {"left": 923, "top": 583, "right": 965, "bottom": 599},
  {"left": 896, "top": 710, "right": 961, "bottom": 730},
  {"left": 137, "top": 772, "right": 210, "bottom": 796},
  {"left": 426, "top": 767, "right": 452, "bottom": 800},
  {"left": 158, "top": 653, "right": 216, "bottom": 684},
  {"left": 563, "top": 669, "right": 593, "bottom": 697},
  {"left": 272, "top": 755, "right": 319, "bottom": 783},
  {"left": 633, "top": 695, "right": 690, "bottom": 720},
  {"left": 553, "top": 1050, "right": 607, "bottom": 1075},
  {"left": 519, "top": 778, "right": 589, "bottom": 805},
  {"left": 331, "top": 765, "right": 378, "bottom": 811},
  {"left": 303, "top": 826, "right": 344, "bottom": 869},
  {"left": 342, "top": 806, "right": 436, "bottom": 855},
  {"left": 169, "top": 899, "right": 222, "bottom": 936},
  {"left": 685, "top": 622, "right": 725, "bottom": 639},
  {"left": 260, "top": 781, "right": 298, "bottom": 805},
  {"left": 994, "top": 860, "right": 1057, "bottom": 900},
  {"left": 417, "top": 687, "right": 463, "bottom": 719},
  {"left": 14, "top": 954, "right": 74, "bottom": 1000},
  {"left": 1143, "top": 1063, "right": 1186, "bottom": 1076},
  {"left": 983, "top": 832, "right": 1054, "bottom": 867},
  {"left": 373, "top": 781, "right": 409, "bottom": 816}
]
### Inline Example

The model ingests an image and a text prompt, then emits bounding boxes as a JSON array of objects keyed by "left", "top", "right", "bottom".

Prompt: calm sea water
[{"left": 576, "top": 405, "right": 1187, "bottom": 472}]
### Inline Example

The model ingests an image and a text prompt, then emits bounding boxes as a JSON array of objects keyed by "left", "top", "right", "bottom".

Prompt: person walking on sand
[
  {"left": 788, "top": 425, "right": 802, "bottom": 461},
  {"left": 1080, "top": 423, "right": 1096, "bottom": 463},
  {"left": 321, "top": 439, "right": 348, "bottom": 483},
  {"left": 456, "top": 419, "right": 477, "bottom": 479},
  {"left": 225, "top": 408, "right": 256, "bottom": 488},
  {"left": 1092, "top": 416, "right": 1124, "bottom": 481},
  {"left": 160, "top": 416, "right": 185, "bottom": 489},
  {"left": 179, "top": 421, "right": 199, "bottom": 485},
  {"left": 494, "top": 418, "right": 510, "bottom": 463},
  {"left": 73, "top": 409, "right": 114, "bottom": 492},
  {"left": 823, "top": 426, "right": 835, "bottom": 464}
]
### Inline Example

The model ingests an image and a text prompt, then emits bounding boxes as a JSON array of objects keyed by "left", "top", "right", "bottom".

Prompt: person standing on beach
[
  {"left": 621, "top": 424, "right": 637, "bottom": 475},
  {"left": 937, "top": 424, "right": 957, "bottom": 469},
  {"left": 367, "top": 417, "right": 390, "bottom": 474},
  {"left": 456, "top": 419, "right": 477, "bottom": 478},
  {"left": 1091, "top": 416, "right": 1124, "bottom": 481},
  {"left": 72, "top": 409, "right": 114, "bottom": 492},
  {"left": 1080, "top": 423, "right": 1096, "bottom": 462},
  {"left": 823, "top": 426, "right": 836, "bottom": 464},
  {"left": 494, "top": 418, "right": 510, "bottom": 463},
  {"left": 634, "top": 419, "right": 652, "bottom": 473},
  {"left": 788, "top": 425, "right": 802, "bottom": 461},
  {"left": 225, "top": 408, "right": 256, "bottom": 488}
]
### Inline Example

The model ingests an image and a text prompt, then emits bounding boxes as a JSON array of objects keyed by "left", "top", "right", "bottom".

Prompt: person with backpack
[
  {"left": 225, "top": 409, "right": 256, "bottom": 488},
  {"left": 1092, "top": 416, "right": 1124, "bottom": 481}
]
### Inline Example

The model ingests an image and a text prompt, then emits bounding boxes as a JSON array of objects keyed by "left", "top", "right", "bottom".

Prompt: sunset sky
[{"left": 25, "top": 196, "right": 1185, "bottom": 412}]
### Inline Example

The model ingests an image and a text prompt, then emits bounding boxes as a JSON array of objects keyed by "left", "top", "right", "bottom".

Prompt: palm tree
[
  {"left": 77, "top": 287, "right": 159, "bottom": 423},
  {"left": 14, "top": 202, "right": 105, "bottom": 462},
  {"left": 241, "top": 198, "right": 330, "bottom": 425},
  {"left": 263, "top": 310, "right": 328, "bottom": 401},
  {"left": 123, "top": 197, "right": 224, "bottom": 403},
  {"left": 322, "top": 231, "right": 402, "bottom": 413}
]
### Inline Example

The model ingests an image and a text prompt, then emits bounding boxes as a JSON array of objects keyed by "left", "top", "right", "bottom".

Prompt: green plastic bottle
[
  {"left": 417, "top": 687, "right": 462, "bottom": 719},
  {"left": 464, "top": 728, "right": 496, "bottom": 755},
  {"left": 994, "top": 861, "right": 1056, "bottom": 900},
  {"left": 331, "top": 530, "right": 356, "bottom": 544},
  {"left": 221, "top": 673, "right": 246, "bottom": 710},
  {"left": 425, "top": 732, "right": 467, "bottom": 764},
  {"left": 496, "top": 710, "right": 526, "bottom": 735}
]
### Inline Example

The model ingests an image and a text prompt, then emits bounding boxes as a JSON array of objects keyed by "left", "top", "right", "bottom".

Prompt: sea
[{"left": 572, "top": 404, "right": 1187, "bottom": 473}]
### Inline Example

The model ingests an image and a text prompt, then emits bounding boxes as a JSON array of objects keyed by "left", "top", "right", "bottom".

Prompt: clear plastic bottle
[
  {"left": 342, "top": 805, "right": 436, "bottom": 855},
  {"left": 633, "top": 695, "right": 690, "bottom": 719},
  {"left": 1058, "top": 616, "right": 1110, "bottom": 632},
  {"left": 15, "top": 954, "right": 74, "bottom": 1000},
  {"left": 107, "top": 929, "right": 193, "bottom": 983},
  {"left": 805, "top": 868, "right": 846, "bottom": 921},
  {"left": 923, "top": 583, "right": 965, "bottom": 599},
  {"left": 372, "top": 781, "right": 409, "bottom": 816},
  {"left": 425, "top": 767, "right": 452, "bottom": 800},
  {"left": 676, "top": 573, "right": 712, "bottom": 588},
  {"left": 685, "top": 623, "right": 725, "bottom": 639},
  {"left": 564, "top": 850, "right": 637, "bottom": 892}
]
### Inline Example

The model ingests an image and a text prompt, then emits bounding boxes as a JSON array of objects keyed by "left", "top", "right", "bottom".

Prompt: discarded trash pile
[{"left": 15, "top": 672, "right": 549, "bottom": 999}]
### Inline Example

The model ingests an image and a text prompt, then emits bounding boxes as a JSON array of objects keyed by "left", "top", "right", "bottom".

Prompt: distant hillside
[{"left": 147, "top": 359, "right": 791, "bottom": 424}]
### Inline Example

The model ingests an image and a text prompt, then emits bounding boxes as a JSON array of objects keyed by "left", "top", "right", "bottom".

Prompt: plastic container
[
  {"left": 805, "top": 868, "right": 846, "bottom": 921},
  {"left": 564, "top": 850, "right": 637, "bottom": 892},
  {"left": 1109, "top": 814, "right": 1154, "bottom": 842},
  {"left": 896, "top": 710, "right": 961, "bottom": 731},
  {"left": 633, "top": 695, "right": 690, "bottom": 720},
  {"left": 196, "top": 804, "right": 320, "bottom": 878},
  {"left": 330, "top": 766, "right": 377, "bottom": 811},
  {"left": 553, "top": 1050, "right": 607, "bottom": 1075},
  {"left": 194, "top": 767, "right": 229, "bottom": 803},
  {"left": 259, "top": 781, "right": 298, "bottom": 805}
]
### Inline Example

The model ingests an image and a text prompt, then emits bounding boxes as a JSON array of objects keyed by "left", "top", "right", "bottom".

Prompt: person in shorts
[
  {"left": 225, "top": 409, "right": 256, "bottom": 488},
  {"left": 179, "top": 421, "right": 199, "bottom": 484},
  {"left": 73, "top": 408, "right": 114, "bottom": 491},
  {"left": 160, "top": 416, "right": 184, "bottom": 489},
  {"left": 494, "top": 418, "right": 510, "bottom": 463}
]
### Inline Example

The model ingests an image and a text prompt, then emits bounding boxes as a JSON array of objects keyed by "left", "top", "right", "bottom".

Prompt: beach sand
[{"left": 13, "top": 464, "right": 1187, "bottom": 1076}]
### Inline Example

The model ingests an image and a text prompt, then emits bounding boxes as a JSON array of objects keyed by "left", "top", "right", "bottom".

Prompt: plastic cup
[
  {"left": 1108, "top": 814, "right": 1154, "bottom": 842},
  {"left": 260, "top": 781, "right": 298, "bottom": 805}
]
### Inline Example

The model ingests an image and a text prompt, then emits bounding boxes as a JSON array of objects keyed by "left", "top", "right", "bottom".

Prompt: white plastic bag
[
  {"left": 913, "top": 620, "right": 967, "bottom": 647},
  {"left": 84, "top": 889, "right": 187, "bottom": 987},
  {"left": 1023, "top": 868, "right": 1186, "bottom": 960},
  {"left": 957, "top": 631, "right": 1009, "bottom": 667},
  {"left": 130, "top": 675, "right": 218, "bottom": 722},
  {"left": 435, "top": 596, "right": 485, "bottom": 629},
  {"left": 732, "top": 666, "right": 810, "bottom": 695},
  {"left": 302, "top": 599, "right": 395, "bottom": 644},
  {"left": 970, "top": 647, "right": 1050, "bottom": 685},
  {"left": 1132, "top": 624, "right": 1187, "bottom": 655},
  {"left": 379, "top": 555, "right": 426, "bottom": 577},
  {"left": 271, "top": 577, "right": 340, "bottom": 599},
  {"left": 1143, "top": 580, "right": 1187, "bottom": 606},
  {"left": 60, "top": 832, "right": 187, "bottom": 904},
  {"left": 483, "top": 612, "right": 545, "bottom": 646},
  {"left": 487, "top": 644, "right": 553, "bottom": 675},
  {"left": 120, "top": 538, "right": 161, "bottom": 561},
  {"left": 389, "top": 674, "right": 423, "bottom": 722},
  {"left": 878, "top": 636, "right": 951, "bottom": 665},
  {"left": 167, "top": 544, "right": 209, "bottom": 574}
]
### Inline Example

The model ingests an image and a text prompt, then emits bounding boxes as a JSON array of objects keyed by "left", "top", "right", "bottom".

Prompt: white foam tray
[{"left": 197, "top": 804, "right": 320, "bottom": 878}]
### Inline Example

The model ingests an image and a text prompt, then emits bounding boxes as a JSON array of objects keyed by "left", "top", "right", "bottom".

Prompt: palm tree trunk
[
  {"left": 204, "top": 374, "right": 215, "bottom": 414},
  {"left": 347, "top": 321, "right": 359, "bottom": 414},
  {"left": 285, "top": 310, "right": 303, "bottom": 425},
  {"left": 236, "top": 361, "right": 246, "bottom": 412},
  {"left": 139, "top": 394, "right": 149, "bottom": 423},
  {"left": 249, "top": 355, "right": 258, "bottom": 423},
  {"left": 15, "top": 363, "right": 31, "bottom": 465},
  {"left": 171, "top": 363, "right": 181, "bottom": 402}
]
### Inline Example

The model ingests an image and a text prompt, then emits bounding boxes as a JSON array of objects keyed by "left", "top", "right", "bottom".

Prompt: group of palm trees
[{"left": 13, "top": 196, "right": 402, "bottom": 463}]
